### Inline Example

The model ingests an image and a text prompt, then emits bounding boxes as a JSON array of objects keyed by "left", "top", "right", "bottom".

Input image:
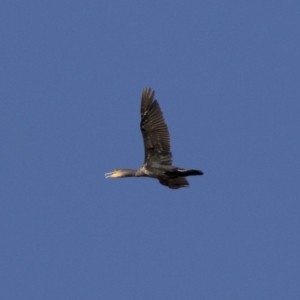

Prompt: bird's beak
[{"left": 105, "top": 171, "right": 118, "bottom": 178}]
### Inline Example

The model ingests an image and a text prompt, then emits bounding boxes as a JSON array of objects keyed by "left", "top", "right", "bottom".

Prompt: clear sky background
[{"left": 1, "top": 1, "right": 300, "bottom": 299}]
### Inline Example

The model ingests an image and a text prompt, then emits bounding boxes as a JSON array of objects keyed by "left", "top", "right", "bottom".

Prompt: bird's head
[
  {"left": 105, "top": 169, "right": 136, "bottom": 178},
  {"left": 105, "top": 169, "right": 123, "bottom": 178}
]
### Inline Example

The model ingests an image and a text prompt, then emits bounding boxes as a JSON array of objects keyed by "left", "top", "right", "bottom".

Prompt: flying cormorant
[{"left": 105, "top": 88, "right": 203, "bottom": 189}]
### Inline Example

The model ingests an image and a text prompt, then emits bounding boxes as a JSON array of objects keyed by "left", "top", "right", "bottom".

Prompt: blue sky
[{"left": 1, "top": 1, "right": 300, "bottom": 299}]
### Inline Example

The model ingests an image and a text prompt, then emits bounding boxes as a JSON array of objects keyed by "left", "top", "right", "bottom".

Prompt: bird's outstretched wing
[
  {"left": 140, "top": 88, "right": 172, "bottom": 166},
  {"left": 159, "top": 177, "right": 189, "bottom": 189}
]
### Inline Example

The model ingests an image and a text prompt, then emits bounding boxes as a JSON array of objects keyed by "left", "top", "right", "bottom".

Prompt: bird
[{"left": 105, "top": 88, "right": 203, "bottom": 189}]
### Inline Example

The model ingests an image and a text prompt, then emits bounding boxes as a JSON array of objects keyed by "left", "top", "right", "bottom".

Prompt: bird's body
[{"left": 105, "top": 88, "right": 203, "bottom": 189}]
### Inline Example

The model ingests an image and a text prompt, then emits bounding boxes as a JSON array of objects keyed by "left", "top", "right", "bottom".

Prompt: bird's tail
[{"left": 177, "top": 168, "right": 204, "bottom": 176}]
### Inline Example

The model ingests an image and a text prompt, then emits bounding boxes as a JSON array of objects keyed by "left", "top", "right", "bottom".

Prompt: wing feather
[
  {"left": 159, "top": 177, "right": 189, "bottom": 189},
  {"left": 140, "top": 88, "right": 172, "bottom": 165}
]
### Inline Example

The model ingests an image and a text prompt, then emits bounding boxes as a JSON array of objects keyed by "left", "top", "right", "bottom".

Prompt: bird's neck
[{"left": 121, "top": 169, "right": 138, "bottom": 177}]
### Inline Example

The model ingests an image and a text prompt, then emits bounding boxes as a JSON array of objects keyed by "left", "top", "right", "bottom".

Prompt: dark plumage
[{"left": 105, "top": 88, "right": 203, "bottom": 189}]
